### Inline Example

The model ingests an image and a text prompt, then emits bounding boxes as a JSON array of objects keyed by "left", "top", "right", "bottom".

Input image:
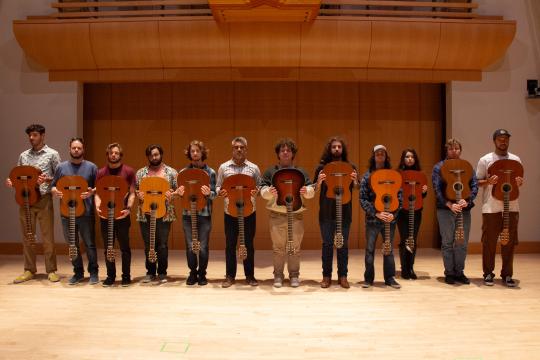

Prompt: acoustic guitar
[
  {"left": 440, "top": 159, "right": 473, "bottom": 246},
  {"left": 272, "top": 168, "right": 305, "bottom": 256},
  {"left": 177, "top": 168, "right": 210, "bottom": 255},
  {"left": 56, "top": 175, "right": 88, "bottom": 260},
  {"left": 370, "top": 169, "right": 402, "bottom": 255},
  {"left": 139, "top": 177, "right": 170, "bottom": 263},
  {"left": 322, "top": 161, "right": 354, "bottom": 249},
  {"left": 222, "top": 174, "right": 257, "bottom": 260},
  {"left": 96, "top": 175, "right": 129, "bottom": 262},
  {"left": 9, "top": 165, "right": 42, "bottom": 248},
  {"left": 488, "top": 159, "right": 523, "bottom": 245},
  {"left": 400, "top": 170, "right": 427, "bottom": 253}
]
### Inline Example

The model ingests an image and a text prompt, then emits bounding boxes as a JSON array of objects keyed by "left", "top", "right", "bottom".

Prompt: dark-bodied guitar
[
  {"left": 400, "top": 170, "right": 427, "bottom": 253},
  {"left": 322, "top": 161, "right": 354, "bottom": 249},
  {"left": 370, "top": 169, "right": 402, "bottom": 256},
  {"left": 139, "top": 177, "right": 169, "bottom": 263},
  {"left": 9, "top": 165, "right": 42, "bottom": 248},
  {"left": 177, "top": 168, "right": 210, "bottom": 255},
  {"left": 272, "top": 168, "right": 305, "bottom": 256},
  {"left": 488, "top": 159, "right": 524, "bottom": 246},
  {"left": 56, "top": 175, "right": 88, "bottom": 260},
  {"left": 440, "top": 159, "right": 473, "bottom": 247},
  {"left": 222, "top": 174, "right": 257, "bottom": 260},
  {"left": 96, "top": 175, "right": 129, "bottom": 262}
]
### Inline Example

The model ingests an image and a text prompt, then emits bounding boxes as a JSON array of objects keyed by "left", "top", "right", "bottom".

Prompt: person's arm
[{"left": 359, "top": 173, "right": 376, "bottom": 217}]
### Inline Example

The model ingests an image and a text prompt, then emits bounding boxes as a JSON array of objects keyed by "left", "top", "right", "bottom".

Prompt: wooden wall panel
[{"left": 84, "top": 81, "right": 443, "bottom": 252}]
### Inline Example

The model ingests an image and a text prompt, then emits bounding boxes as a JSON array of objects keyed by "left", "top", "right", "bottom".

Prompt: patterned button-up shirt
[
  {"left": 17, "top": 145, "right": 61, "bottom": 195},
  {"left": 360, "top": 169, "right": 403, "bottom": 224},
  {"left": 216, "top": 159, "right": 261, "bottom": 215},
  {"left": 135, "top": 164, "right": 178, "bottom": 222}
]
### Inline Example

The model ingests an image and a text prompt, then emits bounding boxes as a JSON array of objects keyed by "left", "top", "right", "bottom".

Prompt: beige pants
[
  {"left": 19, "top": 194, "right": 57, "bottom": 273},
  {"left": 269, "top": 211, "right": 304, "bottom": 278}
]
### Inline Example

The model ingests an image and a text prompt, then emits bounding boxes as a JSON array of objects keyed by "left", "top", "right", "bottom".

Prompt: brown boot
[
  {"left": 320, "top": 276, "right": 331, "bottom": 288},
  {"left": 338, "top": 276, "right": 350, "bottom": 289}
]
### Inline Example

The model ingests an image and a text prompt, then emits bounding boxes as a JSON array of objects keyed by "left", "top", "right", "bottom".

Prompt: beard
[
  {"left": 70, "top": 153, "right": 83, "bottom": 160},
  {"left": 108, "top": 157, "right": 121, "bottom": 164},
  {"left": 150, "top": 158, "right": 162, "bottom": 167}
]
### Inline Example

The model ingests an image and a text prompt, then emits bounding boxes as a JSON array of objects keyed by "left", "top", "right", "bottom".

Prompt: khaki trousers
[{"left": 269, "top": 211, "right": 304, "bottom": 278}]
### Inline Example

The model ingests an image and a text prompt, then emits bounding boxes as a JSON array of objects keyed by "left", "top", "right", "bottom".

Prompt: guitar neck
[
  {"left": 107, "top": 207, "right": 115, "bottom": 248},
  {"left": 335, "top": 194, "right": 342, "bottom": 235},
  {"left": 238, "top": 207, "right": 245, "bottom": 246},
  {"left": 190, "top": 201, "right": 198, "bottom": 241},
  {"left": 286, "top": 202, "right": 293, "bottom": 244},
  {"left": 503, "top": 192, "right": 510, "bottom": 230}
]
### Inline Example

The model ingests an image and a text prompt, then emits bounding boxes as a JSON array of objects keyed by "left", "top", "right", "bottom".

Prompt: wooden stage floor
[{"left": 1, "top": 249, "right": 539, "bottom": 359}]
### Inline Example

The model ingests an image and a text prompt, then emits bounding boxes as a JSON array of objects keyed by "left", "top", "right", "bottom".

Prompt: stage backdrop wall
[{"left": 83, "top": 82, "right": 443, "bottom": 250}]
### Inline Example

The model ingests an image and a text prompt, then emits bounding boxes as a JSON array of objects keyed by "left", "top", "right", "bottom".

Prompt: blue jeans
[
  {"left": 139, "top": 216, "right": 171, "bottom": 276},
  {"left": 364, "top": 221, "right": 396, "bottom": 283},
  {"left": 320, "top": 220, "right": 350, "bottom": 277},
  {"left": 182, "top": 215, "right": 211, "bottom": 277},
  {"left": 61, "top": 215, "right": 98, "bottom": 276},
  {"left": 437, "top": 208, "right": 471, "bottom": 276}
]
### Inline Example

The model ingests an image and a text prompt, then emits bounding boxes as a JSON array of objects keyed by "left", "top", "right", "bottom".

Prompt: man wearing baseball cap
[{"left": 476, "top": 129, "right": 524, "bottom": 287}]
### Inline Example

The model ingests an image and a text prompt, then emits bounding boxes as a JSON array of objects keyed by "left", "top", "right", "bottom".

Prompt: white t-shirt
[{"left": 476, "top": 152, "right": 521, "bottom": 213}]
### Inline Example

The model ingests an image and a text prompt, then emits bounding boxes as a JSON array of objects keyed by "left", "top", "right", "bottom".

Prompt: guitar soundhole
[
  {"left": 21, "top": 189, "right": 29, "bottom": 198},
  {"left": 502, "top": 183, "right": 512, "bottom": 193},
  {"left": 68, "top": 199, "right": 77, "bottom": 208},
  {"left": 150, "top": 202, "right": 158, "bottom": 211},
  {"left": 189, "top": 195, "right": 197, "bottom": 202},
  {"left": 236, "top": 200, "right": 244, "bottom": 209},
  {"left": 382, "top": 195, "right": 391, "bottom": 205},
  {"left": 285, "top": 195, "right": 293, "bottom": 204},
  {"left": 107, "top": 201, "right": 115, "bottom": 209},
  {"left": 333, "top": 187, "right": 343, "bottom": 196},
  {"left": 408, "top": 194, "right": 416, "bottom": 202},
  {"left": 453, "top": 182, "right": 463, "bottom": 192}
]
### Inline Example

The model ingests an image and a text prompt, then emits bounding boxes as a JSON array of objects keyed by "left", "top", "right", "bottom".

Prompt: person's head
[
  {"left": 69, "top": 137, "right": 85, "bottom": 160},
  {"left": 320, "top": 136, "right": 348, "bottom": 164},
  {"left": 274, "top": 138, "right": 298, "bottom": 167},
  {"left": 185, "top": 140, "right": 208, "bottom": 162},
  {"left": 369, "top": 144, "right": 391, "bottom": 171},
  {"left": 445, "top": 138, "right": 462, "bottom": 160},
  {"left": 492, "top": 129, "right": 511, "bottom": 155},
  {"left": 145, "top": 144, "right": 164, "bottom": 167},
  {"left": 398, "top": 148, "right": 421, "bottom": 171},
  {"left": 231, "top": 136, "right": 248, "bottom": 164},
  {"left": 25, "top": 124, "right": 46, "bottom": 149},
  {"left": 106, "top": 143, "right": 123, "bottom": 165}
]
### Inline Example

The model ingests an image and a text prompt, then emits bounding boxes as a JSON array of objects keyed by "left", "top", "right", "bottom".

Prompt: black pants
[
  {"left": 139, "top": 216, "right": 171, "bottom": 276},
  {"left": 224, "top": 212, "right": 256, "bottom": 279},
  {"left": 100, "top": 216, "right": 131, "bottom": 280},
  {"left": 396, "top": 209, "right": 422, "bottom": 276}
]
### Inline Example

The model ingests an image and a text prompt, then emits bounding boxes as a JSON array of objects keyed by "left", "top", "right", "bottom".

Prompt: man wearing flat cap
[{"left": 476, "top": 129, "right": 524, "bottom": 287}]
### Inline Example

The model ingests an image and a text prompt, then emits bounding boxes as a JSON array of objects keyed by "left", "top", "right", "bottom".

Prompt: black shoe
[
  {"left": 121, "top": 278, "right": 131, "bottom": 287},
  {"left": 483, "top": 273, "right": 495, "bottom": 286},
  {"left": 186, "top": 273, "right": 198, "bottom": 286},
  {"left": 246, "top": 276, "right": 259, "bottom": 286},
  {"left": 455, "top": 274, "right": 470, "bottom": 285},
  {"left": 198, "top": 275, "right": 208, "bottom": 286},
  {"left": 410, "top": 270, "right": 418, "bottom": 280},
  {"left": 361, "top": 281, "right": 373, "bottom": 288},
  {"left": 102, "top": 277, "right": 115, "bottom": 287},
  {"left": 504, "top": 276, "right": 517, "bottom": 288},
  {"left": 401, "top": 272, "right": 411, "bottom": 280},
  {"left": 445, "top": 275, "right": 455, "bottom": 285},
  {"left": 385, "top": 277, "right": 401, "bottom": 289}
]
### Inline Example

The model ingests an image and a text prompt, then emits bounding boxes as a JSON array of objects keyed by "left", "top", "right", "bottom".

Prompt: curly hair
[
  {"left": 319, "top": 136, "right": 348, "bottom": 164},
  {"left": 185, "top": 140, "right": 209, "bottom": 161}
]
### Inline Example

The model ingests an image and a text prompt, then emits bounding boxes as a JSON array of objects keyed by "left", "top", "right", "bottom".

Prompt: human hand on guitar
[
  {"left": 137, "top": 191, "right": 145, "bottom": 200},
  {"left": 218, "top": 189, "right": 228, "bottom": 197},
  {"left": 81, "top": 187, "right": 94, "bottom": 199},
  {"left": 165, "top": 189, "right": 174, "bottom": 201},
  {"left": 316, "top": 172, "right": 326, "bottom": 189},
  {"left": 51, "top": 187, "right": 63, "bottom": 199},
  {"left": 516, "top": 176, "right": 524, "bottom": 187},
  {"left": 447, "top": 199, "right": 468, "bottom": 214},
  {"left": 422, "top": 184, "right": 428, "bottom": 193},
  {"left": 201, "top": 185, "right": 211, "bottom": 196},
  {"left": 300, "top": 186, "right": 308, "bottom": 196},
  {"left": 176, "top": 185, "right": 185, "bottom": 197},
  {"left": 117, "top": 208, "right": 131, "bottom": 219},
  {"left": 37, "top": 173, "right": 51, "bottom": 185},
  {"left": 5, "top": 178, "right": 13, "bottom": 187},
  {"left": 376, "top": 211, "right": 394, "bottom": 223},
  {"left": 250, "top": 189, "right": 258, "bottom": 197},
  {"left": 268, "top": 186, "right": 278, "bottom": 198}
]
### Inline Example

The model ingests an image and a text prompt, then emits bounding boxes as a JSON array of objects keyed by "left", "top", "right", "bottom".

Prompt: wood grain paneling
[{"left": 84, "top": 81, "right": 443, "bottom": 251}]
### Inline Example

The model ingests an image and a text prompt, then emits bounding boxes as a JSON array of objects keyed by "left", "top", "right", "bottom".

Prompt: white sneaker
[
  {"left": 273, "top": 277, "right": 283, "bottom": 288},
  {"left": 290, "top": 277, "right": 300, "bottom": 288}
]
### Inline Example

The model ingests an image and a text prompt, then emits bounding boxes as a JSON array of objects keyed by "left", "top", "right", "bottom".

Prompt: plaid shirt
[
  {"left": 359, "top": 170, "right": 402, "bottom": 224},
  {"left": 135, "top": 164, "right": 178, "bottom": 222},
  {"left": 179, "top": 163, "right": 217, "bottom": 217},
  {"left": 432, "top": 159, "right": 478, "bottom": 210},
  {"left": 216, "top": 159, "right": 261, "bottom": 215}
]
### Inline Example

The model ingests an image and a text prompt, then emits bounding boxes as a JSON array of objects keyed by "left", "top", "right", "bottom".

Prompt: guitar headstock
[
  {"left": 238, "top": 244, "right": 248, "bottom": 260},
  {"left": 192, "top": 240, "right": 201, "bottom": 255},
  {"left": 405, "top": 236, "right": 415, "bottom": 253},
  {"left": 106, "top": 247, "right": 115, "bottom": 262},
  {"left": 382, "top": 240, "right": 392, "bottom": 256},
  {"left": 148, "top": 249, "right": 158, "bottom": 263},
  {"left": 333, "top": 233, "right": 344, "bottom": 249},
  {"left": 498, "top": 229, "right": 510, "bottom": 246},
  {"left": 69, "top": 244, "right": 78, "bottom": 260}
]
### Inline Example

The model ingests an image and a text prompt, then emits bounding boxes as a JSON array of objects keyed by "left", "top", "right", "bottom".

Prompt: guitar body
[
  {"left": 222, "top": 174, "right": 257, "bottom": 217},
  {"left": 272, "top": 168, "right": 305, "bottom": 212},
  {"left": 9, "top": 165, "right": 42, "bottom": 206},
  {"left": 488, "top": 159, "right": 523, "bottom": 201},
  {"left": 322, "top": 161, "right": 354, "bottom": 205},
  {"left": 440, "top": 159, "right": 473, "bottom": 201},
  {"left": 370, "top": 169, "right": 402, "bottom": 213},
  {"left": 177, "top": 168, "right": 210, "bottom": 212},
  {"left": 56, "top": 175, "right": 88, "bottom": 218},
  {"left": 400, "top": 170, "right": 427, "bottom": 211},
  {"left": 96, "top": 175, "right": 129, "bottom": 219},
  {"left": 139, "top": 176, "right": 169, "bottom": 219}
]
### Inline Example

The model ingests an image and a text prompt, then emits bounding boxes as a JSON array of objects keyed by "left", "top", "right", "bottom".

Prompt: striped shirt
[
  {"left": 17, "top": 145, "right": 61, "bottom": 195},
  {"left": 216, "top": 159, "right": 261, "bottom": 215}
]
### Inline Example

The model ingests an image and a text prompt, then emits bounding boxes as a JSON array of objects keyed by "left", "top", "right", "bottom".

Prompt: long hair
[
  {"left": 368, "top": 151, "right": 391, "bottom": 171},
  {"left": 185, "top": 140, "right": 209, "bottom": 161},
  {"left": 398, "top": 148, "right": 421, "bottom": 171},
  {"left": 145, "top": 144, "right": 163, "bottom": 157},
  {"left": 319, "top": 136, "right": 349, "bottom": 164}
]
